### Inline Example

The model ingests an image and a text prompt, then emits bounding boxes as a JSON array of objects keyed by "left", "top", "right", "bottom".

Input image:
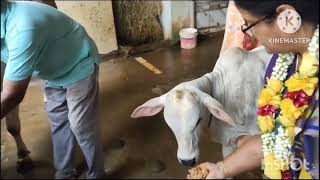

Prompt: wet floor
[{"left": 1, "top": 32, "right": 262, "bottom": 179}]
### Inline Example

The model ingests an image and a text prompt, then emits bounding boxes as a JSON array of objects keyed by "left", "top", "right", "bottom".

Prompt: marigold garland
[{"left": 259, "top": 26, "right": 319, "bottom": 179}]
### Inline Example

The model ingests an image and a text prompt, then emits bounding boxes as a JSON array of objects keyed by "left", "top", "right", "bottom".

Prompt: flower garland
[{"left": 258, "top": 26, "right": 319, "bottom": 179}]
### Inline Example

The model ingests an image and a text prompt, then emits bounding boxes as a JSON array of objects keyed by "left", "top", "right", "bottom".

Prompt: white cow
[{"left": 131, "top": 47, "right": 273, "bottom": 166}]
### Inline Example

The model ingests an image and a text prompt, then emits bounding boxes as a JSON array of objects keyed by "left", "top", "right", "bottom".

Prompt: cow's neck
[
  {"left": 183, "top": 71, "right": 225, "bottom": 127},
  {"left": 204, "top": 70, "right": 225, "bottom": 104}
]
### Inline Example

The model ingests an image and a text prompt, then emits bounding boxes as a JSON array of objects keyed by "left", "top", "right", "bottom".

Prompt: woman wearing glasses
[{"left": 188, "top": 0, "right": 319, "bottom": 179}]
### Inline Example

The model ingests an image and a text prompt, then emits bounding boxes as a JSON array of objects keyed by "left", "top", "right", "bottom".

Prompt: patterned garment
[
  {"left": 293, "top": 88, "right": 319, "bottom": 179},
  {"left": 219, "top": 1, "right": 245, "bottom": 56},
  {"left": 265, "top": 54, "right": 319, "bottom": 179}
]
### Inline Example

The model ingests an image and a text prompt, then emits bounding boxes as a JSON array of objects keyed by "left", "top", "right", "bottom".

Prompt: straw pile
[{"left": 112, "top": 0, "right": 163, "bottom": 45}]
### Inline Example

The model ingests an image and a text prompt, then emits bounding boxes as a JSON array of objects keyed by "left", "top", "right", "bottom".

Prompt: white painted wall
[
  {"left": 160, "top": 1, "right": 172, "bottom": 40},
  {"left": 171, "top": 1, "right": 195, "bottom": 42},
  {"left": 160, "top": 1, "right": 195, "bottom": 43},
  {"left": 56, "top": 1, "right": 118, "bottom": 54},
  {"left": 196, "top": 1, "right": 228, "bottom": 33},
  {"left": 196, "top": 8, "right": 227, "bottom": 32},
  {"left": 160, "top": 1, "right": 227, "bottom": 43}
]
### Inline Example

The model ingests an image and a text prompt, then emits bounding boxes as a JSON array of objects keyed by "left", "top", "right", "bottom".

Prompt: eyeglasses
[{"left": 241, "top": 16, "right": 269, "bottom": 38}]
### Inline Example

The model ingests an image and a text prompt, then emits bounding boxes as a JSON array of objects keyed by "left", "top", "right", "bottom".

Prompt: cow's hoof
[{"left": 16, "top": 156, "right": 34, "bottom": 173}]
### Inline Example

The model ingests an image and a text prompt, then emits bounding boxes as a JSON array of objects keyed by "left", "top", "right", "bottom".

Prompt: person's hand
[{"left": 186, "top": 162, "right": 225, "bottom": 179}]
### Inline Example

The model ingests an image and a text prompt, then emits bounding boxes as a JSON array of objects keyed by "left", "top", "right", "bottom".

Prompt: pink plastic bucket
[{"left": 179, "top": 28, "right": 198, "bottom": 49}]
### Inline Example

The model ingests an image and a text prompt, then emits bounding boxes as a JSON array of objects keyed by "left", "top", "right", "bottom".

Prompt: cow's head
[{"left": 131, "top": 87, "right": 235, "bottom": 166}]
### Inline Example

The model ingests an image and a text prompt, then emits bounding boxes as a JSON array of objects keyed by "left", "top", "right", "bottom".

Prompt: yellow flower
[
  {"left": 279, "top": 99, "right": 307, "bottom": 127},
  {"left": 258, "top": 79, "right": 284, "bottom": 107},
  {"left": 279, "top": 115, "right": 296, "bottom": 127},
  {"left": 285, "top": 74, "right": 318, "bottom": 96},
  {"left": 266, "top": 79, "right": 284, "bottom": 94},
  {"left": 258, "top": 89, "right": 282, "bottom": 107},
  {"left": 299, "top": 154, "right": 313, "bottom": 179},
  {"left": 299, "top": 52, "right": 319, "bottom": 78},
  {"left": 264, "top": 154, "right": 282, "bottom": 179},
  {"left": 274, "top": 158, "right": 290, "bottom": 171},
  {"left": 264, "top": 153, "right": 290, "bottom": 177},
  {"left": 258, "top": 116, "right": 275, "bottom": 133},
  {"left": 299, "top": 167, "right": 313, "bottom": 179}
]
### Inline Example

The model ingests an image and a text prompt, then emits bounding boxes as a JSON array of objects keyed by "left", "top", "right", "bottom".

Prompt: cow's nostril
[{"left": 180, "top": 158, "right": 196, "bottom": 166}]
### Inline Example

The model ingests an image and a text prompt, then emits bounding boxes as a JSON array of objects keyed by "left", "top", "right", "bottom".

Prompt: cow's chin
[{"left": 176, "top": 138, "right": 200, "bottom": 167}]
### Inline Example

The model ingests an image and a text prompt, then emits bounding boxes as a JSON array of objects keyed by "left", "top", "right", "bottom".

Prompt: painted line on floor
[{"left": 135, "top": 57, "right": 162, "bottom": 75}]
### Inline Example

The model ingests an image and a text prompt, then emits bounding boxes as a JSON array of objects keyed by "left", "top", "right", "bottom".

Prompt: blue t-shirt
[{"left": 1, "top": 1, "right": 100, "bottom": 87}]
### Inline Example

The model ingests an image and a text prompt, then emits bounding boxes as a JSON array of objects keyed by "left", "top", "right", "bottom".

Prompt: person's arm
[
  {"left": 1, "top": 77, "right": 30, "bottom": 119},
  {"left": 1, "top": 29, "right": 42, "bottom": 119},
  {"left": 187, "top": 135, "right": 263, "bottom": 179},
  {"left": 219, "top": 135, "right": 263, "bottom": 178}
]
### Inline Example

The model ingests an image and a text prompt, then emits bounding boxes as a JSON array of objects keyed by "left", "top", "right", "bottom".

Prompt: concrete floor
[{"left": 1, "top": 32, "right": 262, "bottom": 179}]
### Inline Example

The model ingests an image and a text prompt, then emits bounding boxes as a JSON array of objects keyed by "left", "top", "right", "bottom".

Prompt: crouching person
[
  {"left": 1, "top": 1, "right": 105, "bottom": 179},
  {"left": 1, "top": 0, "right": 57, "bottom": 173}
]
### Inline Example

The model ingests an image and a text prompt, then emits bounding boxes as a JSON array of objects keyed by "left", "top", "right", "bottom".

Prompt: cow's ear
[
  {"left": 192, "top": 88, "right": 236, "bottom": 127},
  {"left": 131, "top": 96, "right": 165, "bottom": 118},
  {"left": 202, "top": 96, "right": 236, "bottom": 127}
]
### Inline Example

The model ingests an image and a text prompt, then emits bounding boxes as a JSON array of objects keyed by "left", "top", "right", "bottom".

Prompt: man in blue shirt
[
  {"left": 1, "top": 1, "right": 105, "bottom": 178},
  {"left": 1, "top": 0, "right": 57, "bottom": 174}
]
